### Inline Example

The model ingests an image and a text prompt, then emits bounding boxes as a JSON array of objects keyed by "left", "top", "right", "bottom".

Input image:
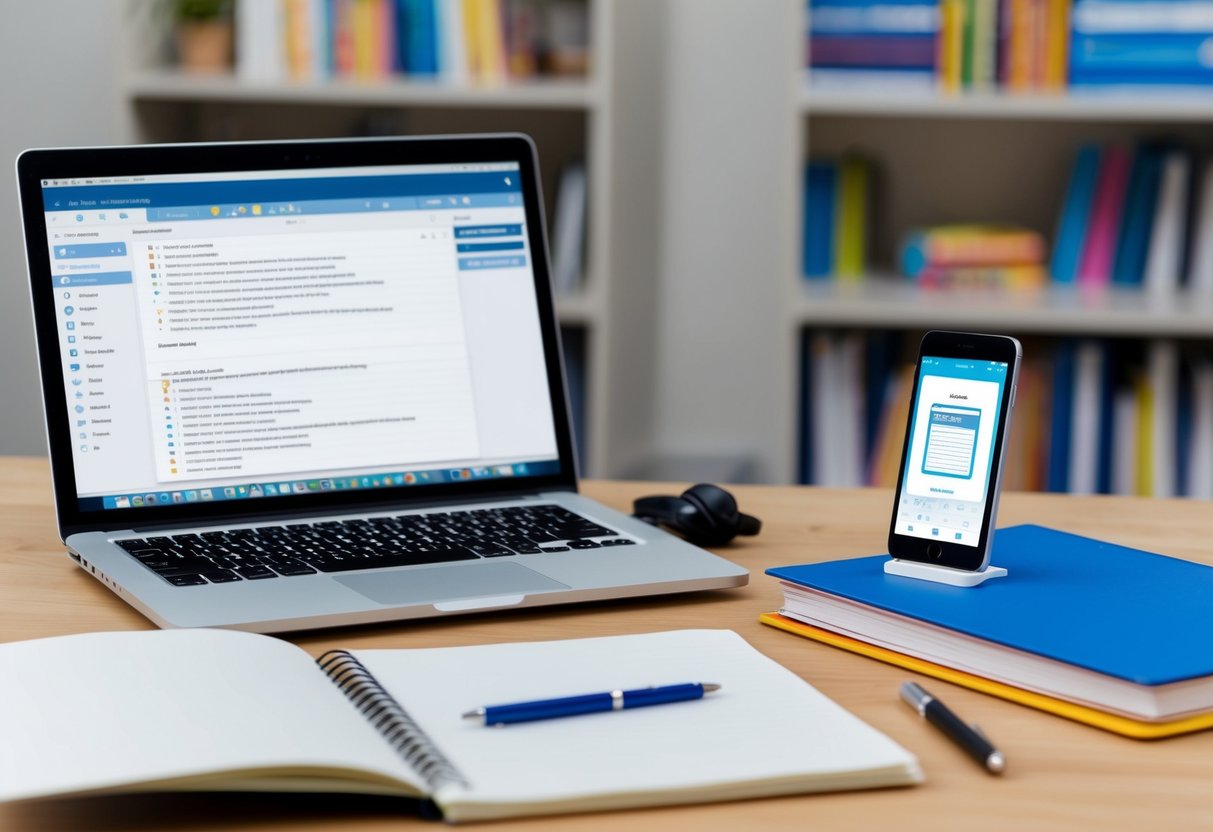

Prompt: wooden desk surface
[{"left": 1, "top": 455, "right": 1211, "bottom": 830}]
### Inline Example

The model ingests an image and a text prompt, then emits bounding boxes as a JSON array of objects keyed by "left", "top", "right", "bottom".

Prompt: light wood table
[{"left": 1, "top": 455, "right": 1211, "bottom": 830}]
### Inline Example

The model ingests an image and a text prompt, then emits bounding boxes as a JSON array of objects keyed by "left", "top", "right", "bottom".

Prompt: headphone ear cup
[{"left": 632, "top": 484, "right": 761, "bottom": 547}]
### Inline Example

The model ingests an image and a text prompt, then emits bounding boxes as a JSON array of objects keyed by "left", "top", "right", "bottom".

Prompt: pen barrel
[
  {"left": 924, "top": 700, "right": 997, "bottom": 768},
  {"left": 622, "top": 683, "right": 705, "bottom": 709},
  {"left": 483, "top": 692, "right": 614, "bottom": 725}
]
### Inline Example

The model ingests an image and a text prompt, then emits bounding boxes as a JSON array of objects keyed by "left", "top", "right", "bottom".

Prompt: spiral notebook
[{"left": 0, "top": 628, "right": 920, "bottom": 822}]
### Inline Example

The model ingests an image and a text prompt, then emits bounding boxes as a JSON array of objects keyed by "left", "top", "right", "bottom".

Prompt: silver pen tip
[
  {"left": 987, "top": 752, "right": 1006, "bottom": 775},
  {"left": 461, "top": 708, "right": 485, "bottom": 721},
  {"left": 701, "top": 683, "right": 722, "bottom": 694}
]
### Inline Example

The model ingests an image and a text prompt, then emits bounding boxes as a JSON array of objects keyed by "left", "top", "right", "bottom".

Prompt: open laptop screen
[{"left": 28, "top": 144, "right": 568, "bottom": 520}]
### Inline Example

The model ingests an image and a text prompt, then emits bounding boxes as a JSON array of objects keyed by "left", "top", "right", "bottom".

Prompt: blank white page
[
  {"left": 352, "top": 629, "right": 921, "bottom": 819},
  {"left": 0, "top": 629, "right": 420, "bottom": 802}
]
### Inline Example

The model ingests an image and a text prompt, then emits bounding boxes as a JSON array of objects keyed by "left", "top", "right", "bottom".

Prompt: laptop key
[
  {"left": 201, "top": 570, "right": 242, "bottom": 584},
  {"left": 235, "top": 565, "right": 276, "bottom": 580},
  {"left": 600, "top": 538, "right": 637, "bottom": 546},
  {"left": 164, "top": 574, "right": 207, "bottom": 587}
]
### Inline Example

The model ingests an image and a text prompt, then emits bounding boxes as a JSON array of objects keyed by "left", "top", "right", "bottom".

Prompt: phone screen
[{"left": 894, "top": 355, "right": 1010, "bottom": 548}]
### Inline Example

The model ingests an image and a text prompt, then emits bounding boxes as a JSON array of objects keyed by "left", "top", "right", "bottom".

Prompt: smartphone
[{"left": 888, "top": 331, "right": 1022, "bottom": 571}]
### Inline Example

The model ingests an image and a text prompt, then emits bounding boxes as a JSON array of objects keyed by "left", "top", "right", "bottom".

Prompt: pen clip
[{"left": 971, "top": 723, "right": 990, "bottom": 742}]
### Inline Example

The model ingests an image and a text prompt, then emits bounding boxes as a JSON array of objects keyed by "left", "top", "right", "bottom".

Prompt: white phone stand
[{"left": 884, "top": 558, "right": 1008, "bottom": 587}]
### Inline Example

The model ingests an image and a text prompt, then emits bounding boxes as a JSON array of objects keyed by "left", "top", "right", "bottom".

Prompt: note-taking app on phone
[{"left": 896, "top": 357, "right": 1007, "bottom": 547}]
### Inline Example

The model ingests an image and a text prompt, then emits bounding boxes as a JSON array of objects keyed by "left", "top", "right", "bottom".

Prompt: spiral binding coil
[{"left": 318, "top": 649, "right": 469, "bottom": 792}]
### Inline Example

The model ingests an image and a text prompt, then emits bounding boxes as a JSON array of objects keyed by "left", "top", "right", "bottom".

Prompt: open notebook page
[
  {"left": 0, "top": 629, "right": 421, "bottom": 802},
  {"left": 352, "top": 629, "right": 921, "bottom": 820}
]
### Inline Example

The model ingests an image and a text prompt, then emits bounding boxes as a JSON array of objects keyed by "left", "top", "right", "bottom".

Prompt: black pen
[{"left": 899, "top": 681, "right": 1006, "bottom": 775}]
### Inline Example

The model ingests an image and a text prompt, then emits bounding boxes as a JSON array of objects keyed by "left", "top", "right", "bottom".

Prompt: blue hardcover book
[
  {"left": 1112, "top": 146, "right": 1162, "bottom": 286},
  {"left": 1050, "top": 145, "right": 1102, "bottom": 284},
  {"left": 401, "top": 0, "right": 439, "bottom": 75},
  {"left": 1047, "top": 341, "right": 1075, "bottom": 492},
  {"left": 803, "top": 162, "right": 836, "bottom": 279},
  {"left": 1072, "top": 34, "right": 1213, "bottom": 71},
  {"left": 767, "top": 524, "right": 1213, "bottom": 689}
]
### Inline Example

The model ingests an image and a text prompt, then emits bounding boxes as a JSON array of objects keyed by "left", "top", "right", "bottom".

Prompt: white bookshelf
[
  {"left": 779, "top": 3, "right": 1213, "bottom": 488},
  {"left": 119, "top": 1, "right": 665, "bottom": 479},
  {"left": 794, "top": 281, "right": 1213, "bottom": 338},
  {"left": 802, "top": 88, "right": 1213, "bottom": 123},
  {"left": 128, "top": 69, "right": 603, "bottom": 110}
]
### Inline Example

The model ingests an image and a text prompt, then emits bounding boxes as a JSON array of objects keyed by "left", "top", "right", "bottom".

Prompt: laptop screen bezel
[{"left": 17, "top": 134, "right": 579, "bottom": 536}]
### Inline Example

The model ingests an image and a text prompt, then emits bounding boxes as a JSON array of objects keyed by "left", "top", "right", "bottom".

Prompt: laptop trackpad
[{"left": 335, "top": 562, "right": 569, "bottom": 607}]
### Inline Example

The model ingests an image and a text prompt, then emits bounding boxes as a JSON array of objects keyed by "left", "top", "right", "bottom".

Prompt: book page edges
[{"left": 759, "top": 612, "right": 1213, "bottom": 740}]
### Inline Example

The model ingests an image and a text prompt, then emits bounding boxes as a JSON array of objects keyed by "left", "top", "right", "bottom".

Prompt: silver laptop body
[{"left": 17, "top": 134, "right": 747, "bottom": 632}]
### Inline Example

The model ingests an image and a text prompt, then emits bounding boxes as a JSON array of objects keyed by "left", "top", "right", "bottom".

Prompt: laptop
[{"left": 16, "top": 134, "right": 747, "bottom": 633}]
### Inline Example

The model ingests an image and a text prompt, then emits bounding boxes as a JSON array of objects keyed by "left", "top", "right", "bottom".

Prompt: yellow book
[
  {"left": 352, "top": 0, "right": 377, "bottom": 79},
  {"left": 833, "top": 157, "right": 868, "bottom": 281},
  {"left": 1044, "top": 0, "right": 1070, "bottom": 89},
  {"left": 760, "top": 612, "right": 1213, "bottom": 740},
  {"left": 938, "top": 0, "right": 965, "bottom": 93}
]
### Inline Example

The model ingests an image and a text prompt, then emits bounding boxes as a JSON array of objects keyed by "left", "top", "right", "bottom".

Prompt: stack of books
[
  {"left": 235, "top": 0, "right": 590, "bottom": 84},
  {"left": 806, "top": 0, "right": 940, "bottom": 91},
  {"left": 1070, "top": 0, "right": 1213, "bottom": 89},
  {"left": 802, "top": 157, "right": 875, "bottom": 281},
  {"left": 764, "top": 525, "right": 1213, "bottom": 738},
  {"left": 900, "top": 224, "right": 1047, "bottom": 289}
]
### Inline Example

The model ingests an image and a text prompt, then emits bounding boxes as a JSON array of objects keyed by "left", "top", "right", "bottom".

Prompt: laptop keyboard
[{"left": 113, "top": 505, "right": 636, "bottom": 587}]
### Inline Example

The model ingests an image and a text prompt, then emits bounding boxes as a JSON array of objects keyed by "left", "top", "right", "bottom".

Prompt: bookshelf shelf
[
  {"left": 127, "top": 70, "right": 601, "bottom": 110},
  {"left": 801, "top": 87, "right": 1213, "bottom": 123},
  {"left": 793, "top": 281, "right": 1213, "bottom": 338}
]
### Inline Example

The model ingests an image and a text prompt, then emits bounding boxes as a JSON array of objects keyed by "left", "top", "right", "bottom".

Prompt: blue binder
[{"left": 767, "top": 524, "right": 1213, "bottom": 687}]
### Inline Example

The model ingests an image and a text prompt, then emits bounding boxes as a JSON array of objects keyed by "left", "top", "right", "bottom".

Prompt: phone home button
[{"left": 926, "top": 543, "right": 943, "bottom": 560}]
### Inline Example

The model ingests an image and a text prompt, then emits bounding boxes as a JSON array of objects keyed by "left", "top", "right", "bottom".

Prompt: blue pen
[{"left": 462, "top": 682, "right": 722, "bottom": 726}]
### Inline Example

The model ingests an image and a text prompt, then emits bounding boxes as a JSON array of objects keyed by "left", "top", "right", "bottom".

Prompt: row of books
[
  {"left": 1053, "top": 143, "right": 1213, "bottom": 291},
  {"left": 235, "top": 0, "right": 589, "bottom": 84},
  {"left": 899, "top": 224, "right": 1048, "bottom": 289},
  {"left": 806, "top": 0, "right": 1213, "bottom": 92},
  {"left": 801, "top": 157, "right": 874, "bottom": 280},
  {"left": 800, "top": 331, "right": 1213, "bottom": 498}
]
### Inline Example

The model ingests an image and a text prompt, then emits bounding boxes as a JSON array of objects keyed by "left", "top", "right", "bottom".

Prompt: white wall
[{"left": 0, "top": 2, "right": 128, "bottom": 454}]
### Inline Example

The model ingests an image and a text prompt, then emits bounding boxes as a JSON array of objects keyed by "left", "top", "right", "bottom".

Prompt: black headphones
[{"left": 632, "top": 483, "right": 762, "bottom": 547}]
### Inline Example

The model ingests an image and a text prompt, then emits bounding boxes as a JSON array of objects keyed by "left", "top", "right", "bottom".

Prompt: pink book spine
[{"left": 1077, "top": 146, "right": 1131, "bottom": 287}]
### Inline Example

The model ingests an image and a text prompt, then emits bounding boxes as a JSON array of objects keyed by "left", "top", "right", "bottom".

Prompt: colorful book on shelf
[
  {"left": 1066, "top": 339, "right": 1104, "bottom": 494},
  {"left": 1144, "top": 149, "right": 1191, "bottom": 293},
  {"left": 803, "top": 161, "right": 837, "bottom": 279},
  {"left": 1076, "top": 145, "right": 1131, "bottom": 287},
  {"left": 937, "top": 0, "right": 965, "bottom": 91},
  {"left": 1112, "top": 146, "right": 1163, "bottom": 287},
  {"left": 1043, "top": 0, "right": 1071, "bottom": 88},
  {"left": 1046, "top": 340, "right": 1074, "bottom": 492},
  {"left": 1186, "top": 158, "right": 1213, "bottom": 292},
  {"left": 764, "top": 524, "right": 1213, "bottom": 738},
  {"left": 834, "top": 156, "right": 871, "bottom": 280},
  {"left": 1051, "top": 145, "right": 1102, "bottom": 284},
  {"left": 0, "top": 629, "right": 923, "bottom": 816}
]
